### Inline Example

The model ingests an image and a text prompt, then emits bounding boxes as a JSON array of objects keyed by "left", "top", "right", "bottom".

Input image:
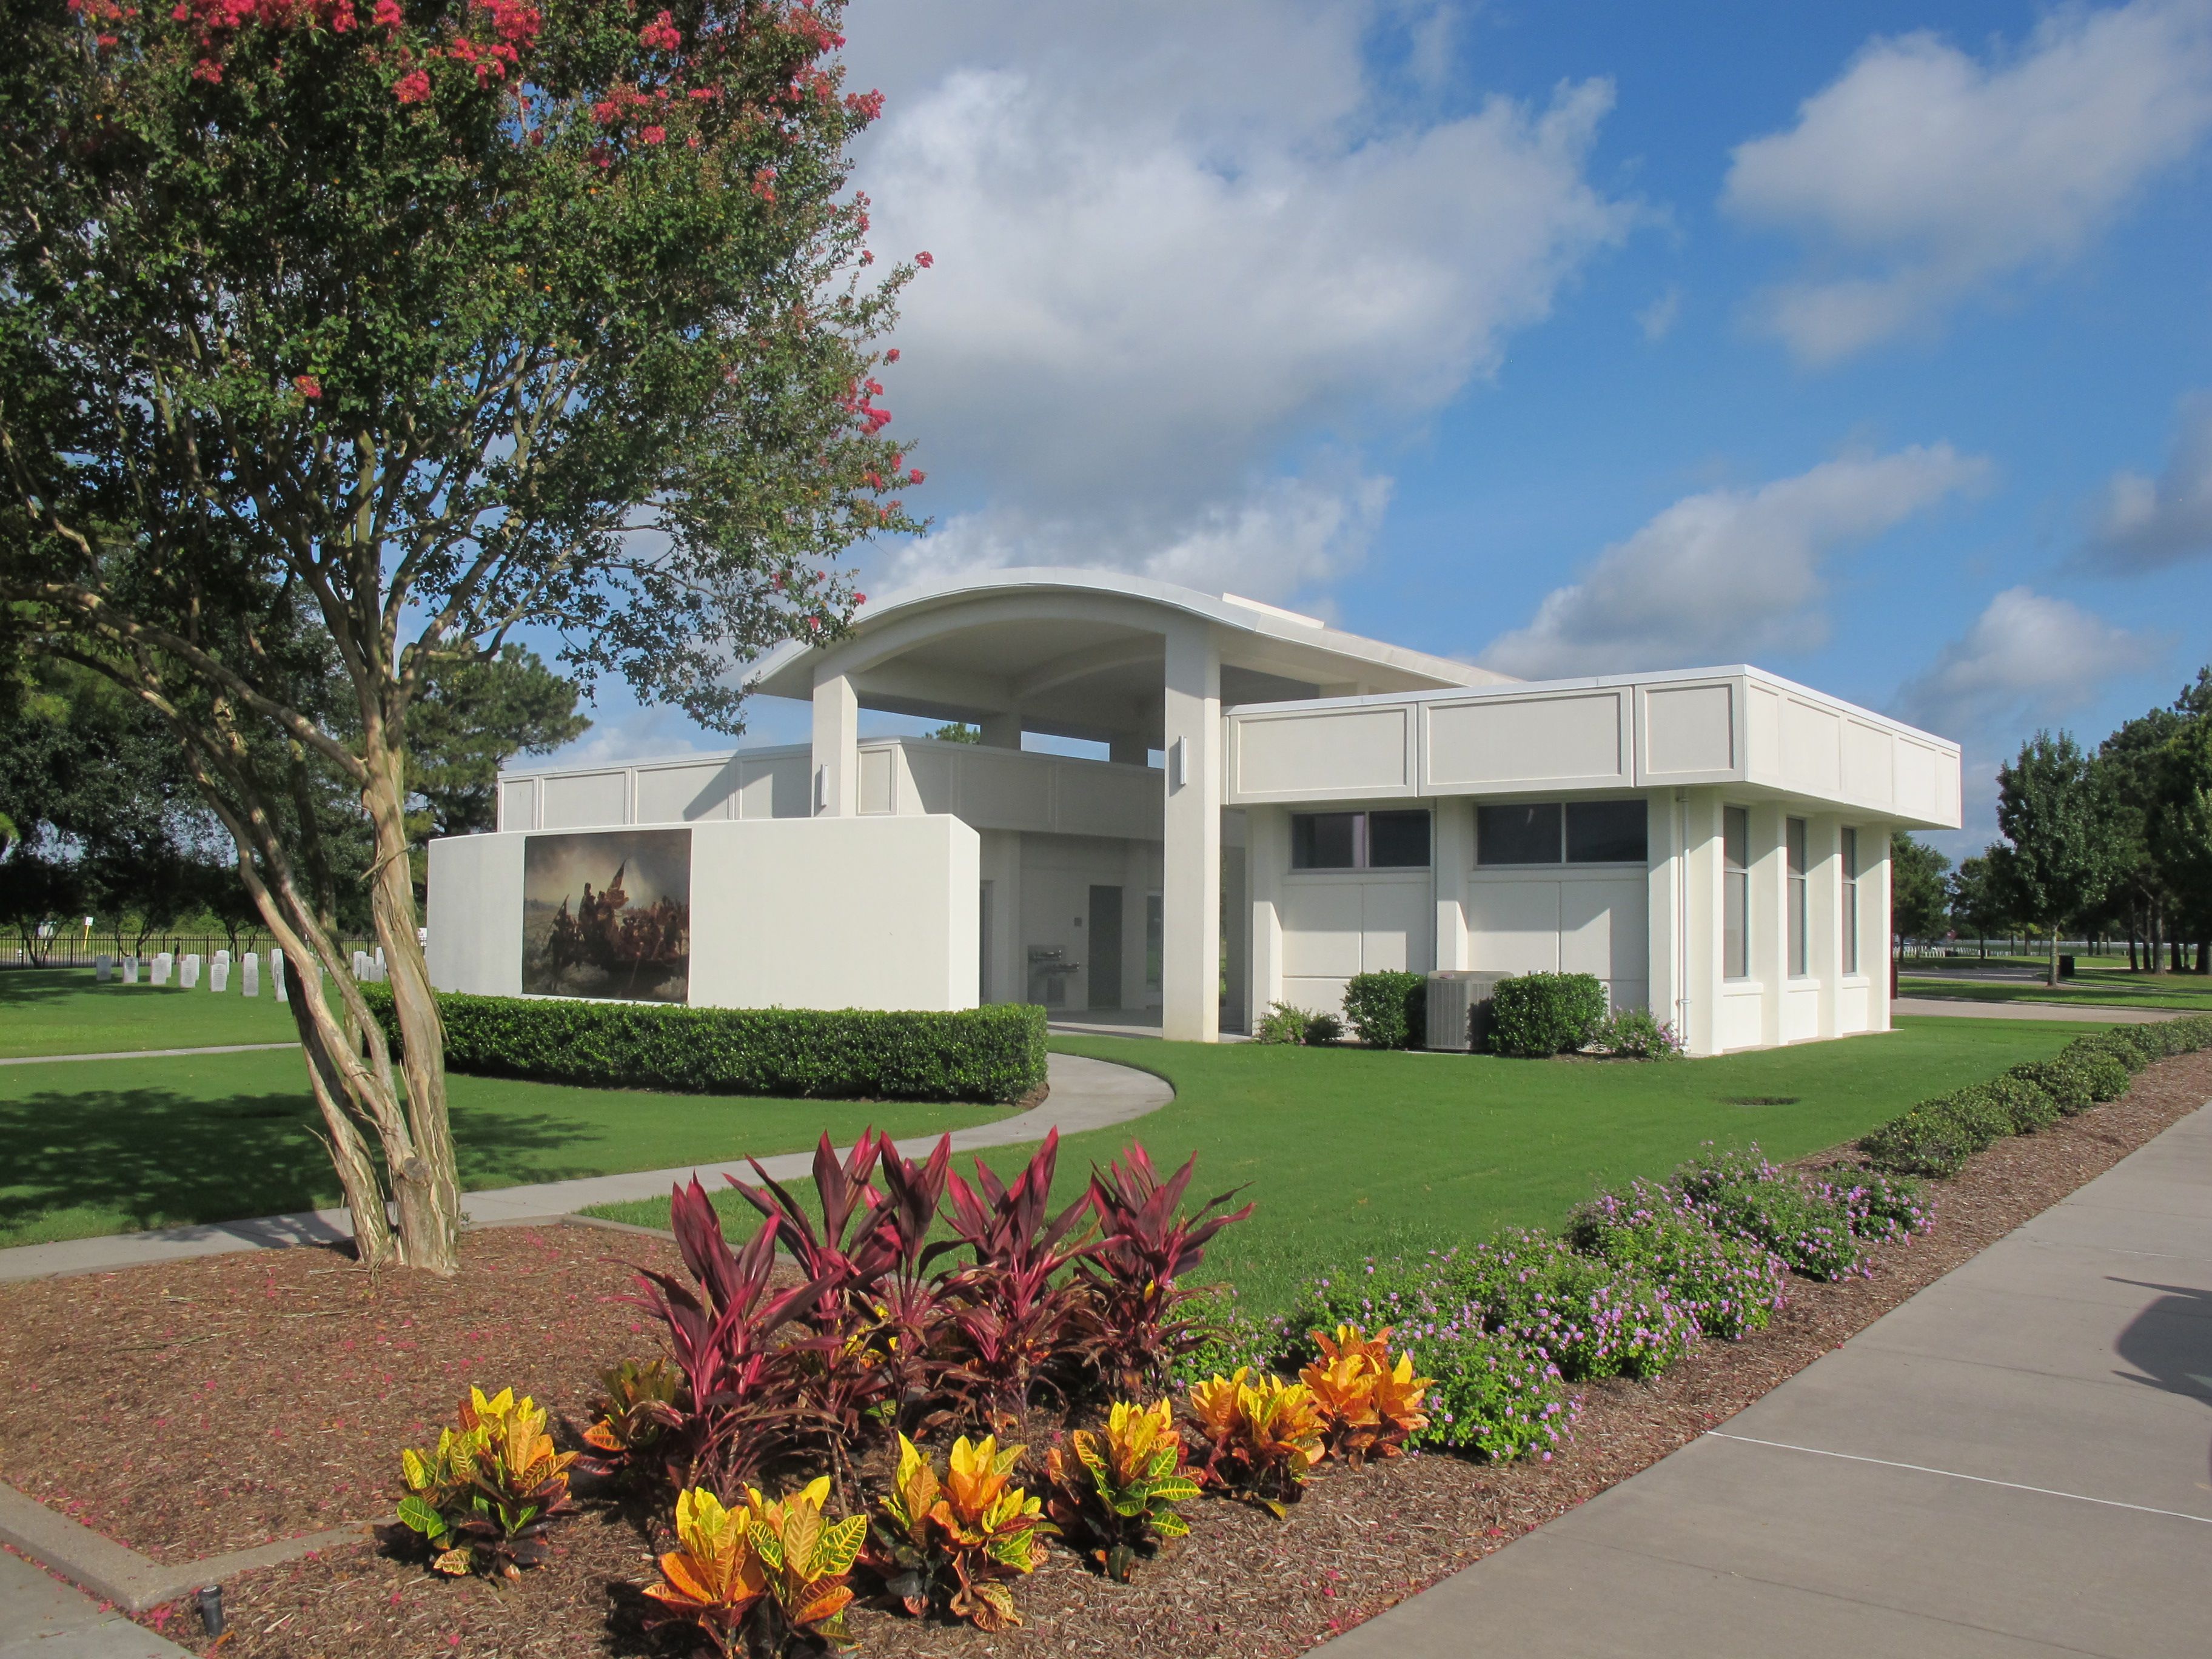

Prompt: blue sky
[{"left": 545, "top": 0, "right": 2212, "bottom": 857}]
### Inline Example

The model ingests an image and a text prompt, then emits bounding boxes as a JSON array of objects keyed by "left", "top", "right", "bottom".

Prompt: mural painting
[{"left": 521, "top": 828, "right": 691, "bottom": 1002}]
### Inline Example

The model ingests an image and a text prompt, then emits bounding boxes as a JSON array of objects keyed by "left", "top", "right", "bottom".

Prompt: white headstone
[
  {"left": 350, "top": 950, "right": 367, "bottom": 979},
  {"left": 209, "top": 959, "right": 229, "bottom": 993},
  {"left": 270, "top": 950, "right": 287, "bottom": 1003},
  {"left": 153, "top": 953, "right": 172, "bottom": 985},
  {"left": 95, "top": 954, "right": 113, "bottom": 982},
  {"left": 122, "top": 956, "right": 139, "bottom": 985},
  {"left": 374, "top": 946, "right": 386, "bottom": 974},
  {"left": 181, "top": 954, "right": 201, "bottom": 988},
  {"left": 241, "top": 954, "right": 260, "bottom": 997},
  {"left": 214, "top": 948, "right": 231, "bottom": 968}
]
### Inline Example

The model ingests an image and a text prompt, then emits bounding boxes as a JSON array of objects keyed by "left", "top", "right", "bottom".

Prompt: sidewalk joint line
[{"left": 1704, "top": 1432, "right": 2212, "bottom": 1526}]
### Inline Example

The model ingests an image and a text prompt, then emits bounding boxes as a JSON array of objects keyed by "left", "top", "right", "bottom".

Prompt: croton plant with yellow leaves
[
  {"left": 1045, "top": 1398, "right": 1200, "bottom": 1582},
  {"left": 868, "top": 1433, "right": 1054, "bottom": 1631},
  {"left": 1300, "top": 1324, "right": 1434, "bottom": 1466},
  {"left": 1185, "top": 1368, "right": 1327, "bottom": 1517},
  {"left": 396, "top": 1387, "right": 578, "bottom": 1580},
  {"left": 645, "top": 1478, "right": 868, "bottom": 1658}
]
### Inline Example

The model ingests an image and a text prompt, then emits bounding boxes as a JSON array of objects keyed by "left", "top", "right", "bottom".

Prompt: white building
[{"left": 440, "top": 568, "right": 1962, "bottom": 1055}]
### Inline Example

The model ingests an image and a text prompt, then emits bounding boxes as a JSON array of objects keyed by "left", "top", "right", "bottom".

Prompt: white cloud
[
  {"left": 1893, "top": 586, "right": 2152, "bottom": 740},
  {"left": 842, "top": 1, "right": 1637, "bottom": 600},
  {"left": 2087, "top": 392, "right": 2212, "bottom": 570},
  {"left": 1481, "top": 445, "right": 1993, "bottom": 679},
  {"left": 1722, "top": 0, "right": 2212, "bottom": 363},
  {"left": 1637, "top": 286, "right": 1682, "bottom": 343}
]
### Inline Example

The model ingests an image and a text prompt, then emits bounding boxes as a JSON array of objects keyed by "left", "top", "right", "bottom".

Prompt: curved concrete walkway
[
  {"left": 1322, "top": 1093, "right": 2212, "bottom": 1659},
  {"left": 0, "top": 1052, "right": 1171, "bottom": 1283}
]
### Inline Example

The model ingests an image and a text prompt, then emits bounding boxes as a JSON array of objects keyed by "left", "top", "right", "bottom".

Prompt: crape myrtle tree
[
  {"left": 0, "top": 0, "right": 922, "bottom": 1271},
  {"left": 1995, "top": 732, "right": 2116, "bottom": 987}
]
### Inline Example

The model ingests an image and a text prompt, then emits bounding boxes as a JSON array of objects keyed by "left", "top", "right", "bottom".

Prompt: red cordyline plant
[
  {"left": 865, "top": 1134, "right": 970, "bottom": 1433},
  {"left": 631, "top": 1178, "right": 830, "bottom": 1489},
  {"left": 1083, "top": 1142, "right": 1255, "bottom": 1393},
  {"left": 941, "top": 1128, "right": 1100, "bottom": 1424}
]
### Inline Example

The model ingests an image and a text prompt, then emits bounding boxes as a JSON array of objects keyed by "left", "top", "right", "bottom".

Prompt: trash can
[{"left": 2059, "top": 954, "right": 2076, "bottom": 979}]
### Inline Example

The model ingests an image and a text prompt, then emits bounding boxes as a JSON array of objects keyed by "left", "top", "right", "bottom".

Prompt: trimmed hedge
[
  {"left": 1489, "top": 972, "right": 1607, "bottom": 1057},
  {"left": 1341, "top": 970, "right": 1427, "bottom": 1050},
  {"left": 359, "top": 985, "right": 1048, "bottom": 1104},
  {"left": 1856, "top": 1021, "right": 2212, "bottom": 1178}
]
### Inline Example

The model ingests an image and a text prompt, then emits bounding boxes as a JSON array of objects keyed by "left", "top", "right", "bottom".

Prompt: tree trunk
[{"left": 2047, "top": 925, "right": 2060, "bottom": 988}]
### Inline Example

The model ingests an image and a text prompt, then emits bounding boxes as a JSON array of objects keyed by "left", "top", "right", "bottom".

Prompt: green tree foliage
[
  {"left": 408, "top": 646, "right": 590, "bottom": 840},
  {"left": 1889, "top": 831, "right": 1952, "bottom": 958},
  {"left": 1995, "top": 732, "right": 2116, "bottom": 986},
  {"left": 1946, "top": 854, "right": 2013, "bottom": 957},
  {"left": 0, "top": 0, "right": 919, "bottom": 1271}
]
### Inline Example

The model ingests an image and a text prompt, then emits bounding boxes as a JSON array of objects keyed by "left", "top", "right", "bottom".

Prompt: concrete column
[
  {"left": 1871, "top": 824, "right": 1894, "bottom": 1033},
  {"left": 1161, "top": 619, "right": 1221, "bottom": 1042},
  {"left": 1812, "top": 814, "right": 1843, "bottom": 1039},
  {"left": 977, "top": 712, "right": 1021, "bottom": 749},
  {"left": 811, "top": 672, "right": 859, "bottom": 816},
  {"left": 1247, "top": 805, "right": 1285, "bottom": 1026},
  {"left": 1433, "top": 798, "right": 1470, "bottom": 972},
  {"left": 1644, "top": 788, "right": 1680, "bottom": 1042},
  {"left": 1671, "top": 790, "right": 1726, "bottom": 1057},
  {"left": 1758, "top": 802, "right": 1787, "bottom": 1050},
  {"left": 1108, "top": 732, "right": 1149, "bottom": 767}
]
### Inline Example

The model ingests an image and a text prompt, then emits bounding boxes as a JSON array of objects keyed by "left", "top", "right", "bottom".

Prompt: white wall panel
[
  {"left": 1746, "top": 684, "right": 1782, "bottom": 776},
  {"left": 541, "top": 771, "right": 626, "bottom": 829},
  {"left": 1466, "top": 880, "right": 1561, "bottom": 974},
  {"left": 498, "top": 778, "right": 537, "bottom": 833},
  {"left": 961, "top": 751, "right": 1055, "bottom": 831},
  {"left": 902, "top": 745, "right": 955, "bottom": 816},
  {"left": 1053, "top": 762, "right": 1161, "bottom": 842},
  {"left": 1718, "top": 989, "right": 1765, "bottom": 1051},
  {"left": 1642, "top": 684, "right": 1734, "bottom": 777},
  {"left": 1359, "top": 879, "right": 1430, "bottom": 975},
  {"left": 1278, "top": 881, "right": 1364, "bottom": 979},
  {"left": 1895, "top": 740, "right": 1942, "bottom": 824},
  {"left": 859, "top": 746, "right": 896, "bottom": 814},
  {"left": 635, "top": 763, "right": 729, "bottom": 824},
  {"left": 426, "top": 833, "right": 525, "bottom": 996},
  {"left": 1781, "top": 699, "right": 1843, "bottom": 796},
  {"left": 1842, "top": 722, "right": 1894, "bottom": 806},
  {"left": 1783, "top": 987, "right": 1821, "bottom": 1043},
  {"left": 737, "top": 755, "right": 809, "bottom": 819},
  {"left": 1235, "top": 707, "right": 1411, "bottom": 798},
  {"left": 1424, "top": 692, "right": 1626, "bottom": 789}
]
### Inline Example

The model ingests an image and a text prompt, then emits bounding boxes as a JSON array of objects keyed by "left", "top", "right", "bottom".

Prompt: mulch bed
[{"left": 1, "top": 1050, "right": 2205, "bottom": 1658}]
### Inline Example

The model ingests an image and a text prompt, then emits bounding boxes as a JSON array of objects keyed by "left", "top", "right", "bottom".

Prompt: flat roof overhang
[{"left": 746, "top": 568, "right": 1513, "bottom": 746}]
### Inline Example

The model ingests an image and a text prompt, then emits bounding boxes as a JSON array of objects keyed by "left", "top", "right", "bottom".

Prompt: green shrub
[
  {"left": 2164, "top": 1013, "right": 2212, "bottom": 1052},
  {"left": 1411, "top": 1330, "right": 1576, "bottom": 1461},
  {"left": 1341, "top": 971, "right": 1427, "bottom": 1050},
  {"left": 1814, "top": 1169, "right": 1934, "bottom": 1242},
  {"left": 2076, "top": 1027, "right": 2158, "bottom": 1070},
  {"left": 1855, "top": 1093, "right": 2003, "bottom": 1178},
  {"left": 1488, "top": 973, "right": 1607, "bottom": 1058},
  {"left": 2008, "top": 1052, "right": 2113, "bottom": 1116},
  {"left": 1587, "top": 1007, "right": 1683, "bottom": 1059},
  {"left": 1446, "top": 1231, "right": 1694, "bottom": 1381},
  {"left": 1566, "top": 1180, "right": 1787, "bottom": 1340},
  {"left": 2053, "top": 1039, "right": 2134, "bottom": 1103},
  {"left": 359, "top": 985, "right": 1047, "bottom": 1104},
  {"left": 1251, "top": 1003, "right": 1310, "bottom": 1045},
  {"left": 1973, "top": 1074, "right": 2063, "bottom": 1134},
  {"left": 1667, "top": 1145, "right": 1862, "bottom": 1281}
]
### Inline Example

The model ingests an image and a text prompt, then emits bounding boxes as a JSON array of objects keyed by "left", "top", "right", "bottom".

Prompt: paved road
[
  {"left": 0, "top": 1052, "right": 1172, "bottom": 1282},
  {"left": 1893, "top": 996, "right": 2187, "bottom": 1024},
  {"left": 1322, "top": 1096, "right": 2212, "bottom": 1658}
]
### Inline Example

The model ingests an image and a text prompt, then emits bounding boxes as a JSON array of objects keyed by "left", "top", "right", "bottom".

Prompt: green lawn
[
  {"left": 0, "top": 967, "right": 301, "bottom": 1056},
  {"left": 0, "top": 1046, "right": 1008, "bottom": 1248},
  {"left": 1899, "top": 973, "right": 2212, "bottom": 1011},
  {"left": 590, "top": 1016, "right": 2093, "bottom": 1313}
]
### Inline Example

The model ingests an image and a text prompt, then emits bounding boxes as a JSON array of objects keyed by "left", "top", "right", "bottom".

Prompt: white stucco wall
[{"left": 426, "top": 815, "right": 979, "bottom": 1012}]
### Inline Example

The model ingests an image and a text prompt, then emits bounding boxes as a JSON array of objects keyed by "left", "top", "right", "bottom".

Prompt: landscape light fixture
[{"left": 196, "top": 1585, "right": 225, "bottom": 1637}]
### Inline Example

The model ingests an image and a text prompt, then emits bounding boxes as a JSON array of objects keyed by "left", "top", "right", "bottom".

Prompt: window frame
[
  {"left": 1786, "top": 816, "right": 1809, "bottom": 978},
  {"left": 1723, "top": 805, "right": 1751, "bottom": 982},
  {"left": 1475, "top": 798, "right": 1649, "bottom": 868},
  {"left": 1288, "top": 808, "right": 1431, "bottom": 873},
  {"left": 1841, "top": 826, "right": 1860, "bottom": 976}
]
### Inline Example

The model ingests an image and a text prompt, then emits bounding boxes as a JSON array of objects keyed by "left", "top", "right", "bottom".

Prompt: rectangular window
[
  {"left": 1476, "top": 802, "right": 1563, "bottom": 865},
  {"left": 1290, "top": 811, "right": 1360, "bottom": 870},
  {"left": 1566, "top": 799, "right": 1648, "bottom": 864},
  {"left": 1723, "top": 806, "right": 1750, "bottom": 980},
  {"left": 1842, "top": 826, "right": 1860, "bottom": 974},
  {"left": 1289, "top": 810, "right": 1431, "bottom": 871},
  {"left": 1367, "top": 810, "right": 1432, "bottom": 868},
  {"left": 1786, "top": 816, "right": 1809, "bottom": 977}
]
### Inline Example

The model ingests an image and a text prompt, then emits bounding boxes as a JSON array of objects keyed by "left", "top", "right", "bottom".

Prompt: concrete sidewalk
[
  {"left": 1324, "top": 1097, "right": 2212, "bottom": 1658},
  {"left": 0, "top": 1551, "right": 186, "bottom": 1659},
  {"left": 0, "top": 1051, "right": 1173, "bottom": 1282}
]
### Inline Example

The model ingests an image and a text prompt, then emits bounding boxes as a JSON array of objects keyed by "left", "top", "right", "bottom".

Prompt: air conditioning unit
[{"left": 1425, "top": 971, "right": 1512, "bottom": 1052}]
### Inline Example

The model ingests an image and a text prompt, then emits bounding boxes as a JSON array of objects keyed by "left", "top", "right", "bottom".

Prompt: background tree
[
  {"left": 408, "top": 646, "right": 591, "bottom": 841},
  {"left": 1889, "top": 830, "right": 1952, "bottom": 962},
  {"left": 1948, "top": 853, "right": 2013, "bottom": 959},
  {"left": 1994, "top": 731, "right": 2116, "bottom": 986},
  {"left": 2149, "top": 711, "right": 2212, "bottom": 974},
  {"left": 1, "top": 0, "right": 918, "bottom": 1270},
  {"left": 2096, "top": 702, "right": 2185, "bottom": 971}
]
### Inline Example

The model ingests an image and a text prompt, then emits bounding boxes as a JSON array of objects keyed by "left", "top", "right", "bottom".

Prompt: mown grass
[
  {"left": 0, "top": 966, "right": 304, "bottom": 1057},
  {"left": 0, "top": 1046, "right": 1008, "bottom": 1248},
  {"left": 1899, "top": 973, "right": 2212, "bottom": 1010},
  {"left": 587, "top": 1016, "right": 2093, "bottom": 1314}
]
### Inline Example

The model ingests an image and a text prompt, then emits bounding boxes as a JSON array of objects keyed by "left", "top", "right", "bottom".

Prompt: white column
[
  {"left": 1248, "top": 805, "right": 1286, "bottom": 1027},
  {"left": 811, "top": 672, "right": 859, "bottom": 816},
  {"left": 1759, "top": 803, "right": 1788, "bottom": 1049},
  {"left": 977, "top": 712, "right": 1021, "bottom": 749},
  {"left": 1161, "top": 619, "right": 1221, "bottom": 1042},
  {"left": 1871, "top": 824, "right": 1894, "bottom": 1032},
  {"left": 1812, "top": 815, "right": 1843, "bottom": 1039},
  {"left": 1645, "top": 788, "right": 1680, "bottom": 1042},
  {"left": 1432, "top": 799, "right": 1470, "bottom": 972}
]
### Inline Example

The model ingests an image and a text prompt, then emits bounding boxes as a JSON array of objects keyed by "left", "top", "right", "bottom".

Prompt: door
[{"left": 1088, "top": 884, "right": 1123, "bottom": 1010}]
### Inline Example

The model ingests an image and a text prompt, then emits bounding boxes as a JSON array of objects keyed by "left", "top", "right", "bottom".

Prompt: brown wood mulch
[{"left": 0, "top": 1050, "right": 2204, "bottom": 1659}]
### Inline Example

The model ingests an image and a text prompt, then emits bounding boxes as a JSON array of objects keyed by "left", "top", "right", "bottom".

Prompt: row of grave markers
[{"left": 92, "top": 945, "right": 388, "bottom": 997}]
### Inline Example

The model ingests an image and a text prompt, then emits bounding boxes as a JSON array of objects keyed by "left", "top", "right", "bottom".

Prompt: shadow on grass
[
  {"left": 0, "top": 968, "right": 208, "bottom": 1008},
  {"left": 0, "top": 1083, "right": 601, "bottom": 1242}
]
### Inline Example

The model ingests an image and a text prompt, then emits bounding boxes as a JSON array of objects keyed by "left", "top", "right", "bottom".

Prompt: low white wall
[{"left": 426, "top": 815, "right": 980, "bottom": 1012}]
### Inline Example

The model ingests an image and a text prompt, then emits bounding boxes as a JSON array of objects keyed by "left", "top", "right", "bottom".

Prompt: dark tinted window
[
  {"left": 1566, "top": 799, "right": 1647, "bottom": 863},
  {"left": 1368, "top": 811, "right": 1431, "bottom": 868},
  {"left": 1476, "top": 802, "right": 1562, "bottom": 865},
  {"left": 1290, "top": 812, "right": 1359, "bottom": 870}
]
